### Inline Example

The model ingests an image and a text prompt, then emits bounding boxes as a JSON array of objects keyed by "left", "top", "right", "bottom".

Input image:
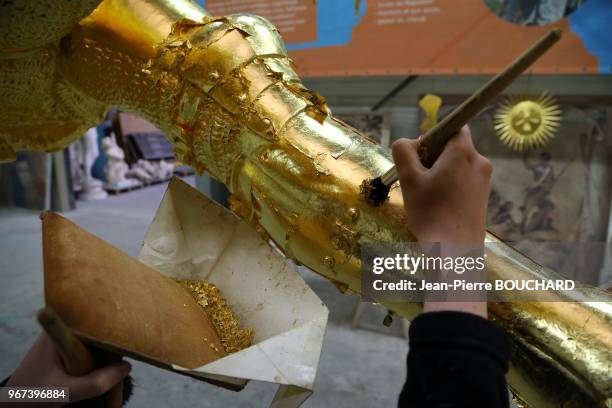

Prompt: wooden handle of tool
[
  {"left": 416, "top": 28, "right": 562, "bottom": 168},
  {"left": 37, "top": 307, "right": 96, "bottom": 376}
]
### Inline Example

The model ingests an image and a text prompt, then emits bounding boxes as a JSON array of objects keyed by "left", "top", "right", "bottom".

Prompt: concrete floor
[{"left": 0, "top": 177, "right": 409, "bottom": 408}]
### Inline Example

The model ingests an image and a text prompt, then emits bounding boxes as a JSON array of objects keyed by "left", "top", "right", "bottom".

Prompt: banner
[{"left": 201, "top": 0, "right": 612, "bottom": 76}]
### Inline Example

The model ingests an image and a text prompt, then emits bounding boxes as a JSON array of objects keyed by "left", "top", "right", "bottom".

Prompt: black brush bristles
[{"left": 361, "top": 177, "right": 390, "bottom": 206}]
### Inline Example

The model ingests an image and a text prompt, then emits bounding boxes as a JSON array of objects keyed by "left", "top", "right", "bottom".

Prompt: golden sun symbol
[{"left": 494, "top": 93, "right": 562, "bottom": 152}]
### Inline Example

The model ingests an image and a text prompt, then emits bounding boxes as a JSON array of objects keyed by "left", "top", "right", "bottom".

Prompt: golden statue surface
[{"left": 0, "top": 1, "right": 610, "bottom": 407}]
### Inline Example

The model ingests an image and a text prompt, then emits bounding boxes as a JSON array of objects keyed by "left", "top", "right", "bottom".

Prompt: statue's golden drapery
[{"left": 0, "top": 1, "right": 610, "bottom": 406}]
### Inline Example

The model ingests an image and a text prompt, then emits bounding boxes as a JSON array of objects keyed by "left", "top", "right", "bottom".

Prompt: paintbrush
[{"left": 362, "top": 28, "right": 563, "bottom": 205}]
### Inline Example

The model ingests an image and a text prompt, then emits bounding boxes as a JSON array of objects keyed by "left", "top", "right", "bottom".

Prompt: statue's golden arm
[{"left": 0, "top": 0, "right": 610, "bottom": 406}]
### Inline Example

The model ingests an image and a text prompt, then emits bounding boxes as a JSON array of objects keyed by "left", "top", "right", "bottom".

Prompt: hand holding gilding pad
[{"left": 42, "top": 211, "right": 226, "bottom": 370}]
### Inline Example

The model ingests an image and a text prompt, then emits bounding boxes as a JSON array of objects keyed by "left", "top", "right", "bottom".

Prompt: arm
[{"left": 393, "top": 127, "right": 510, "bottom": 408}]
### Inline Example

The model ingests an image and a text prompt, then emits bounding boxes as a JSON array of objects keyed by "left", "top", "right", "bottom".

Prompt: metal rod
[{"left": 371, "top": 75, "right": 418, "bottom": 112}]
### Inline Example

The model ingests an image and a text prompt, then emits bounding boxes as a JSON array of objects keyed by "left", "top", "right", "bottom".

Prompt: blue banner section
[
  {"left": 569, "top": 0, "right": 612, "bottom": 74},
  {"left": 285, "top": 0, "right": 366, "bottom": 51},
  {"left": 201, "top": 0, "right": 366, "bottom": 50}
]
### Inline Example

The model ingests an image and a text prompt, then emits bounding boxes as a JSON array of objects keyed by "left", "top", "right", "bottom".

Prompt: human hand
[
  {"left": 392, "top": 126, "right": 491, "bottom": 317},
  {"left": 6, "top": 332, "right": 131, "bottom": 407},
  {"left": 391, "top": 126, "right": 492, "bottom": 244}
]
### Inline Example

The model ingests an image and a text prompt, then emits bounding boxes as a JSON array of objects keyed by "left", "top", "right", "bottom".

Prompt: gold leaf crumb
[{"left": 175, "top": 279, "right": 254, "bottom": 354}]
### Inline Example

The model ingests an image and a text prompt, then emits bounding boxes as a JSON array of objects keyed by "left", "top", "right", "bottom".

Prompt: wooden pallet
[
  {"left": 104, "top": 182, "right": 142, "bottom": 195},
  {"left": 173, "top": 165, "right": 194, "bottom": 177}
]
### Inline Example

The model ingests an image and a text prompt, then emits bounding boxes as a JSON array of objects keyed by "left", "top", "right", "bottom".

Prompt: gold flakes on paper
[{"left": 175, "top": 279, "right": 253, "bottom": 354}]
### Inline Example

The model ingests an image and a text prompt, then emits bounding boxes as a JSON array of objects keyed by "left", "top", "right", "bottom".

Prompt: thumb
[
  {"left": 107, "top": 381, "right": 125, "bottom": 408},
  {"left": 391, "top": 138, "right": 426, "bottom": 186},
  {"left": 68, "top": 361, "right": 131, "bottom": 402}
]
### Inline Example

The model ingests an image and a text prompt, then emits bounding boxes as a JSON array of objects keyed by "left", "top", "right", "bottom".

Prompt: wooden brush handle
[
  {"left": 417, "top": 28, "right": 562, "bottom": 168},
  {"left": 37, "top": 307, "right": 96, "bottom": 376},
  {"left": 38, "top": 308, "right": 127, "bottom": 407}
]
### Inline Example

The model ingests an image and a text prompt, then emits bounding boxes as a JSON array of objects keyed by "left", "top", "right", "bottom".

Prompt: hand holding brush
[{"left": 362, "top": 28, "right": 563, "bottom": 205}]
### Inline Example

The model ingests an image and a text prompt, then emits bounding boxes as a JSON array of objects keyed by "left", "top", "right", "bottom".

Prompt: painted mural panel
[{"left": 202, "top": 0, "right": 612, "bottom": 76}]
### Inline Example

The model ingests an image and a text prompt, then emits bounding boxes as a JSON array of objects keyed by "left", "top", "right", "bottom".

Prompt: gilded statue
[{"left": 0, "top": 1, "right": 610, "bottom": 406}]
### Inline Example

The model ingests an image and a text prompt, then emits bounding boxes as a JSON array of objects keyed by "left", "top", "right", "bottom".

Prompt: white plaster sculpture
[
  {"left": 157, "top": 160, "right": 175, "bottom": 180},
  {"left": 78, "top": 127, "right": 107, "bottom": 200},
  {"left": 126, "top": 159, "right": 175, "bottom": 183},
  {"left": 69, "top": 140, "right": 85, "bottom": 193},
  {"left": 102, "top": 135, "right": 128, "bottom": 184},
  {"left": 126, "top": 160, "right": 154, "bottom": 182},
  {"left": 102, "top": 134, "right": 140, "bottom": 190}
]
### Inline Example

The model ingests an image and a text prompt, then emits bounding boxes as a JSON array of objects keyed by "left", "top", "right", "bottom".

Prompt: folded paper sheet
[
  {"left": 42, "top": 212, "right": 227, "bottom": 369},
  {"left": 139, "top": 177, "right": 329, "bottom": 407}
]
